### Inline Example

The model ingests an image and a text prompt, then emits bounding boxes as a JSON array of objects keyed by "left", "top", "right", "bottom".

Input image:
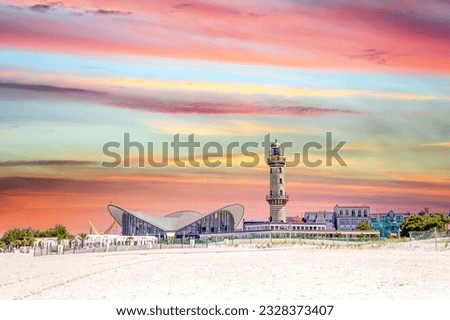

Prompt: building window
[
  {"left": 358, "top": 210, "right": 362, "bottom": 217},
  {"left": 280, "top": 178, "right": 282, "bottom": 184},
  {"left": 345, "top": 210, "right": 349, "bottom": 216},
  {"left": 364, "top": 210, "right": 368, "bottom": 217},
  {"left": 352, "top": 210, "right": 355, "bottom": 217},
  {"left": 340, "top": 210, "right": 343, "bottom": 216},
  {"left": 280, "top": 190, "right": 283, "bottom": 195}
]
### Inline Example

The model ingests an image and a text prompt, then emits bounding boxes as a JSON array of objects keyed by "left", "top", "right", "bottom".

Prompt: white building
[
  {"left": 243, "top": 221, "right": 326, "bottom": 232},
  {"left": 108, "top": 204, "right": 244, "bottom": 238},
  {"left": 304, "top": 211, "right": 335, "bottom": 230},
  {"left": 333, "top": 205, "right": 371, "bottom": 230}
]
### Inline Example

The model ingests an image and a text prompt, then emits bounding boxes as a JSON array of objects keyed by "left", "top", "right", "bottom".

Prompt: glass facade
[
  {"left": 176, "top": 210, "right": 235, "bottom": 237},
  {"left": 121, "top": 210, "right": 235, "bottom": 238},
  {"left": 122, "top": 212, "right": 165, "bottom": 237}
]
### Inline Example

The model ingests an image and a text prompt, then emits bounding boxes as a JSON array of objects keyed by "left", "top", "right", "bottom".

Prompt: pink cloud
[
  {"left": 1, "top": 1, "right": 448, "bottom": 73},
  {"left": 0, "top": 81, "right": 361, "bottom": 117}
]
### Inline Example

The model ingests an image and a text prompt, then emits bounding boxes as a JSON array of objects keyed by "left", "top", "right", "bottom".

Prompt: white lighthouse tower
[{"left": 266, "top": 140, "right": 289, "bottom": 222}]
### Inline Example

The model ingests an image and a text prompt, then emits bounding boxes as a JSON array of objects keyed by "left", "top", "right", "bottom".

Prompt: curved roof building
[{"left": 108, "top": 204, "right": 244, "bottom": 238}]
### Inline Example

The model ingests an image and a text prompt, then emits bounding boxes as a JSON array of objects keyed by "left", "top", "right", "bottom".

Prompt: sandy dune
[{"left": 0, "top": 240, "right": 449, "bottom": 300}]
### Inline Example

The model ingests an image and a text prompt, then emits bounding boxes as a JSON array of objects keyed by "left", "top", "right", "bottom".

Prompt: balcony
[
  {"left": 267, "top": 155, "right": 286, "bottom": 162},
  {"left": 266, "top": 195, "right": 289, "bottom": 201}
]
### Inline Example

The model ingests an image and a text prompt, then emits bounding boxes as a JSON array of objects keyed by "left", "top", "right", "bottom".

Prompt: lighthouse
[{"left": 266, "top": 140, "right": 289, "bottom": 223}]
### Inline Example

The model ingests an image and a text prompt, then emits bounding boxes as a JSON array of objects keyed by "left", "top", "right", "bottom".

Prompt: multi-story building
[
  {"left": 333, "top": 205, "right": 371, "bottom": 231},
  {"left": 370, "top": 210, "right": 411, "bottom": 237},
  {"left": 303, "top": 211, "right": 335, "bottom": 230}
]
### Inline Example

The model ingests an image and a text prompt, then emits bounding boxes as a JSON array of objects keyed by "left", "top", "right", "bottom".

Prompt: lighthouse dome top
[
  {"left": 271, "top": 140, "right": 281, "bottom": 148},
  {"left": 268, "top": 139, "right": 284, "bottom": 159}
]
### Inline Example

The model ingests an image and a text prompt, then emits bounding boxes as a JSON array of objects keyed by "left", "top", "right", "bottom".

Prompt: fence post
[{"left": 434, "top": 227, "right": 437, "bottom": 250}]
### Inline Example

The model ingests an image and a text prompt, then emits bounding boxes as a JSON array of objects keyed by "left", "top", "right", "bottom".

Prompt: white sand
[{"left": 0, "top": 240, "right": 449, "bottom": 300}]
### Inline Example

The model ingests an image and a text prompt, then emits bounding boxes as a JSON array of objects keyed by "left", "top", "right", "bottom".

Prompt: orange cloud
[{"left": 1, "top": 172, "right": 448, "bottom": 235}]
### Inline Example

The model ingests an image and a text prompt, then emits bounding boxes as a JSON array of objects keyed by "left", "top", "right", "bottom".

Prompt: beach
[{"left": 0, "top": 240, "right": 449, "bottom": 300}]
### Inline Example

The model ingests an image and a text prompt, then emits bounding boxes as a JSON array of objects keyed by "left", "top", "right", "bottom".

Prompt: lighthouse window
[
  {"left": 280, "top": 190, "right": 283, "bottom": 195},
  {"left": 279, "top": 178, "right": 282, "bottom": 184},
  {"left": 279, "top": 168, "right": 282, "bottom": 173},
  {"left": 270, "top": 168, "right": 272, "bottom": 173}
]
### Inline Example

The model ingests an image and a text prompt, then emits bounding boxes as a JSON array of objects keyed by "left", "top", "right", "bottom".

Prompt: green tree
[
  {"left": 356, "top": 222, "right": 372, "bottom": 231},
  {"left": 56, "top": 234, "right": 65, "bottom": 245},
  {"left": 78, "top": 233, "right": 88, "bottom": 248},
  {"left": 356, "top": 233, "right": 369, "bottom": 238},
  {"left": 23, "top": 237, "right": 35, "bottom": 247},
  {"left": 44, "top": 224, "right": 69, "bottom": 238},
  {"left": 67, "top": 234, "right": 76, "bottom": 249},
  {"left": 0, "top": 227, "right": 39, "bottom": 246},
  {"left": 38, "top": 230, "right": 51, "bottom": 238},
  {"left": 10, "top": 239, "right": 20, "bottom": 249},
  {"left": 400, "top": 214, "right": 449, "bottom": 237},
  {"left": 125, "top": 236, "right": 134, "bottom": 245},
  {"left": 0, "top": 225, "right": 73, "bottom": 249}
]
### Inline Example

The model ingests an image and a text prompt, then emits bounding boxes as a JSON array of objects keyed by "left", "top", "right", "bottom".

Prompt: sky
[{"left": 0, "top": 0, "right": 449, "bottom": 234}]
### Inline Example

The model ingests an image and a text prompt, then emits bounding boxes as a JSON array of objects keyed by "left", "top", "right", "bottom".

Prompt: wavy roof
[{"left": 108, "top": 204, "right": 244, "bottom": 232}]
